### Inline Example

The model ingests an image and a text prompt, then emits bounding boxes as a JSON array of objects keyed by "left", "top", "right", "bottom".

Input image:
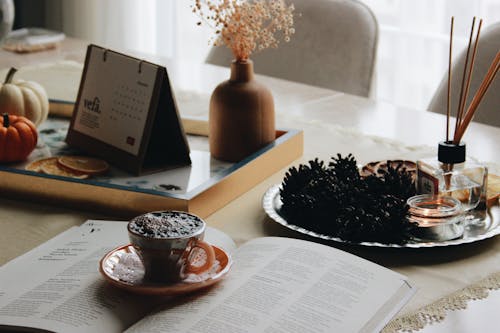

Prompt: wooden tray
[{"left": 0, "top": 118, "right": 303, "bottom": 218}]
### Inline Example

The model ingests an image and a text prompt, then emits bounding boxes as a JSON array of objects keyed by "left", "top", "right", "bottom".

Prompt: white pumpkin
[{"left": 0, "top": 68, "right": 49, "bottom": 126}]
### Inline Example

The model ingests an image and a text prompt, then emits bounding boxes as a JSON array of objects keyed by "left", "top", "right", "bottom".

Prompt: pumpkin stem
[
  {"left": 2, "top": 113, "right": 10, "bottom": 128},
  {"left": 4, "top": 68, "right": 18, "bottom": 84}
]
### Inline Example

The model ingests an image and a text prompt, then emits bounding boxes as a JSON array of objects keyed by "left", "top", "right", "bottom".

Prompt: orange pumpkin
[{"left": 0, "top": 113, "right": 38, "bottom": 162}]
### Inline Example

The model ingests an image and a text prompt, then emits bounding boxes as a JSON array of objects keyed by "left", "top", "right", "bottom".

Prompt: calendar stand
[{"left": 66, "top": 45, "right": 191, "bottom": 175}]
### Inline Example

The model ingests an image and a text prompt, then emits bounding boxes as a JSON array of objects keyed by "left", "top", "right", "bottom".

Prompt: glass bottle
[{"left": 416, "top": 141, "right": 488, "bottom": 225}]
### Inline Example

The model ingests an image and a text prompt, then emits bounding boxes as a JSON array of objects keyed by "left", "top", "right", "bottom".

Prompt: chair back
[
  {"left": 428, "top": 22, "right": 500, "bottom": 127},
  {"left": 205, "top": 0, "right": 378, "bottom": 97}
]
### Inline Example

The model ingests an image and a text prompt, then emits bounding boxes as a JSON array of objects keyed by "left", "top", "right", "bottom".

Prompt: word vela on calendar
[{"left": 66, "top": 44, "right": 191, "bottom": 175}]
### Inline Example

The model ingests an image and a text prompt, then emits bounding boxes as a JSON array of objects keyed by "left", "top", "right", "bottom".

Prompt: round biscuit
[
  {"left": 58, "top": 156, "right": 109, "bottom": 175},
  {"left": 25, "top": 157, "right": 59, "bottom": 172},
  {"left": 487, "top": 174, "right": 500, "bottom": 207},
  {"left": 41, "top": 158, "right": 89, "bottom": 179}
]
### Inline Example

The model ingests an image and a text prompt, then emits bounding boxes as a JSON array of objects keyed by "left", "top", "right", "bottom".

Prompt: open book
[{"left": 0, "top": 220, "right": 415, "bottom": 333}]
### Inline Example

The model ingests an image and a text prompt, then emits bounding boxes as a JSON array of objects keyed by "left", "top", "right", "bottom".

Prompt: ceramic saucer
[{"left": 99, "top": 244, "right": 232, "bottom": 295}]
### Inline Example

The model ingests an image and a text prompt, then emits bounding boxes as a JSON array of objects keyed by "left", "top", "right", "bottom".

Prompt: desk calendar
[{"left": 66, "top": 45, "right": 190, "bottom": 175}]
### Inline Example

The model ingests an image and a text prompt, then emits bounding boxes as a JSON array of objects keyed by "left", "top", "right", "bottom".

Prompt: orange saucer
[{"left": 99, "top": 244, "right": 232, "bottom": 296}]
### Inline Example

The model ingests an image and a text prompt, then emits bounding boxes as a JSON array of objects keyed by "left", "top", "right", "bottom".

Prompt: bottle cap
[{"left": 438, "top": 141, "right": 466, "bottom": 164}]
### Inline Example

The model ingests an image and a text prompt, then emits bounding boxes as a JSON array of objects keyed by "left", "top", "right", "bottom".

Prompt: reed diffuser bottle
[
  {"left": 417, "top": 141, "right": 487, "bottom": 224},
  {"left": 416, "top": 16, "right": 499, "bottom": 225}
]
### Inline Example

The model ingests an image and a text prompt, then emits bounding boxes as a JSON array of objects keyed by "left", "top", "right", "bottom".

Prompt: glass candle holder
[{"left": 407, "top": 194, "right": 464, "bottom": 241}]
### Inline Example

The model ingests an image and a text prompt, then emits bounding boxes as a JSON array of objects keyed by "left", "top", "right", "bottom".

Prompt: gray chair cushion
[
  {"left": 205, "top": 0, "right": 378, "bottom": 97},
  {"left": 428, "top": 22, "right": 500, "bottom": 127}
]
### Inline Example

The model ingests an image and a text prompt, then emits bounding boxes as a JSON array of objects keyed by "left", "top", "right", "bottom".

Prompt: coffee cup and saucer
[{"left": 99, "top": 211, "right": 232, "bottom": 296}]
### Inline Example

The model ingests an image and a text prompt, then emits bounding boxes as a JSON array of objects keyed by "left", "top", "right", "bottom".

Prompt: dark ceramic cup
[{"left": 128, "top": 211, "right": 215, "bottom": 283}]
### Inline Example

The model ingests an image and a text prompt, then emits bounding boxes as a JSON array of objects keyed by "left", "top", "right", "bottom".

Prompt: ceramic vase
[{"left": 209, "top": 59, "right": 275, "bottom": 162}]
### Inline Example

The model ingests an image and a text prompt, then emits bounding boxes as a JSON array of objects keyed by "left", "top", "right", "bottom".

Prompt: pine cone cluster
[{"left": 280, "top": 154, "right": 417, "bottom": 244}]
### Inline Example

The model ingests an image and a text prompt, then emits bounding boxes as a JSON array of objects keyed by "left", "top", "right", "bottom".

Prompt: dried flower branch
[{"left": 192, "top": 0, "right": 296, "bottom": 61}]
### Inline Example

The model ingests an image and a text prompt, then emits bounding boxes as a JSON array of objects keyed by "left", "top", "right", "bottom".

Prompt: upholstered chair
[
  {"left": 205, "top": 0, "right": 379, "bottom": 98},
  {"left": 428, "top": 22, "right": 500, "bottom": 127}
]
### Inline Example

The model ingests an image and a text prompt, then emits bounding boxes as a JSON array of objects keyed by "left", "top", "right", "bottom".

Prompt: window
[
  {"left": 54, "top": 0, "right": 500, "bottom": 111},
  {"left": 360, "top": 0, "right": 500, "bottom": 110}
]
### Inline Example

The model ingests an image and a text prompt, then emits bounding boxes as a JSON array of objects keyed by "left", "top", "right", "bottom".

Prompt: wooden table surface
[{"left": 1, "top": 38, "right": 499, "bottom": 333}]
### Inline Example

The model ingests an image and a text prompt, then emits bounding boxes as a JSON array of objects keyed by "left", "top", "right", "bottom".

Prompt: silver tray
[{"left": 263, "top": 184, "right": 500, "bottom": 248}]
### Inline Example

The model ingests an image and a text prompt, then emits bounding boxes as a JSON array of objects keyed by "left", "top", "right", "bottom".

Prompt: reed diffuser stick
[
  {"left": 446, "top": 17, "right": 454, "bottom": 142},
  {"left": 459, "top": 18, "right": 483, "bottom": 128},
  {"left": 454, "top": 51, "right": 500, "bottom": 143},
  {"left": 454, "top": 17, "right": 476, "bottom": 136}
]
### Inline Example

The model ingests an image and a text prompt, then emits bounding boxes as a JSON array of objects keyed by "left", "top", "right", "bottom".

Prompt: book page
[
  {"left": 127, "top": 237, "right": 414, "bottom": 333},
  {"left": 0, "top": 220, "right": 236, "bottom": 333}
]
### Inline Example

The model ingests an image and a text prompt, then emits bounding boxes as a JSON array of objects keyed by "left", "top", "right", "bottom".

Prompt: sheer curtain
[
  {"left": 54, "top": 0, "right": 499, "bottom": 111},
  {"left": 53, "top": 0, "right": 210, "bottom": 61},
  {"left": 360, "top": 0, "right": 500, "bottom": 110},
  {"left": 54, "top": 0, "right": 176, "bottom": 58}
]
